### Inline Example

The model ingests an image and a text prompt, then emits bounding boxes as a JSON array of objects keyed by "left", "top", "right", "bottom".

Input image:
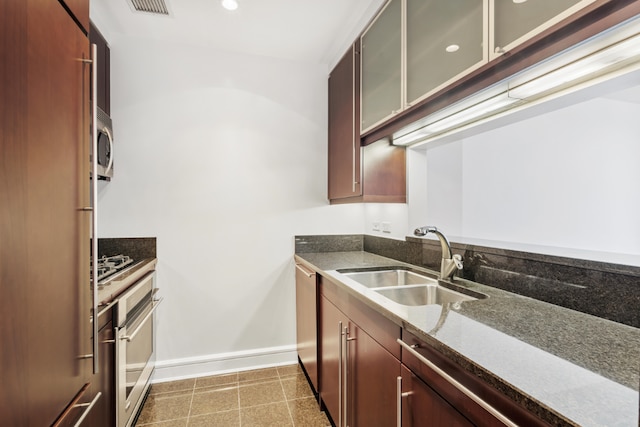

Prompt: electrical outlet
[
  {"left": 381, "top": 221, "right": 391, "bottom": 233},
  {"left": 372, "top": 221, "right": 381, "bottom": 232}
]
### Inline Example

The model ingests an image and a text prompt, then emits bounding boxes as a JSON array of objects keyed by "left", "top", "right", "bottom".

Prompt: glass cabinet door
[
  {"left": 361, "top": 0, "right": 402, "bottom": 133},
  {"left": 491, "top": 0, "right": 595, "bottom": 58},
  {"left": 406, "top": 0, "right": 486, "bottom": 106}
]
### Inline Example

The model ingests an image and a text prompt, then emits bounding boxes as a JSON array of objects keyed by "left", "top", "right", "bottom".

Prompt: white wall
[
  {"left": 419, "top": 95, "right": 640, "bottom": 263},
  {"left": 98, "top": 36, "right": 366, "bottom": 380}
]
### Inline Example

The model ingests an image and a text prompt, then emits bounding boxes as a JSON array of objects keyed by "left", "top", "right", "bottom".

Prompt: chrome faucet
[{"left": 414, "top": 226, "right": 463, "bottom": 281}]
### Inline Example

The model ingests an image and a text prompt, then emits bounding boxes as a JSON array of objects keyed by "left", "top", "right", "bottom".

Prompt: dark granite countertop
[{"left": 295, "top": 251, "right": 640, "bottom": 427}]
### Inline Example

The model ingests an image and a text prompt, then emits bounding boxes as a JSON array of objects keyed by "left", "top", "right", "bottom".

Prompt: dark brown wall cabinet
[
  {"left": 90, "top": 21, "right": 111, "bottom": 115},
  {"left": 0, "top": 0, "right": 101, "bottom": 425},
  {"left": 328, "top": 42, "right": 406, "bottom": 204}
]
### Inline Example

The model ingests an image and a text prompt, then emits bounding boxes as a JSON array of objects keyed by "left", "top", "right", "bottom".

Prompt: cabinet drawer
[
  {"left": 52, "top": 384, "right": 101, "bottom": 427},
  {"left": 401, "top": 330, "right": 550, "bottom": 427}
]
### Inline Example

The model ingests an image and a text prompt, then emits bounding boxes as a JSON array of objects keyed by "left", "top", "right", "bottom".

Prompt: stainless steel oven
[{"left": 115, "top": 271, "right": 162, "bottom": 427}]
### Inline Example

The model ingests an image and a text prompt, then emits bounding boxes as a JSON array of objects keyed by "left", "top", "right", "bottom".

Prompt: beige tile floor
[{"left": 134, "top": 364, "right": 331, "bottom": 427}]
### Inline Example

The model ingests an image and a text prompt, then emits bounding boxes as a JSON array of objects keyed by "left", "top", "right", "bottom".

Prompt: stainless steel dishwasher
[{"left": 295, "top": 262, "right": 318, "bottom": 393}]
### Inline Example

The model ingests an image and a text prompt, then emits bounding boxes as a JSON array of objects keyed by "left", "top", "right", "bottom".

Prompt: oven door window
[{"left": 97, "top": 131, "right": 112, "bottom": 168}]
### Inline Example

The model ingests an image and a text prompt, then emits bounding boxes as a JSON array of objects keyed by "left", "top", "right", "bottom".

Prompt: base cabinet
[{"left": 320, "top": 295, "right": 399, "bottom": 426}]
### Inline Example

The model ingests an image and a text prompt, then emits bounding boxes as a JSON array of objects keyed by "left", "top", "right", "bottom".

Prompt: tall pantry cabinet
[{"left": 1, "top": 0, "right": 98, "bottom": 425}]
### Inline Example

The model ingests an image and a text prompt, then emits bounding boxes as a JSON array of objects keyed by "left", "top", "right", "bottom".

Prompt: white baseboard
[{"left": 152, "top": 344, "right": 298, "bottom": 383}]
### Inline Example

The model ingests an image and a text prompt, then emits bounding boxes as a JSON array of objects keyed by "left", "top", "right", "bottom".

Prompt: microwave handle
[
  {"left": 90, "top": 43, "right": 99, "bottom": 374},
  {"left": 102, "top": 125, "right": 114, "bottom": 175}
]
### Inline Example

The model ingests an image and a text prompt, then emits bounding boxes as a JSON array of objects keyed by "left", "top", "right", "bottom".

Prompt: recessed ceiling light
[
  {"left": 445, "top": 44, "right": 460, "bottom": 53},
  {"left": 513, "top": 0, "right": 527, "bottom": 3},
  {"left": 221, "top": 0, "right": 238, "bottom": 10}
]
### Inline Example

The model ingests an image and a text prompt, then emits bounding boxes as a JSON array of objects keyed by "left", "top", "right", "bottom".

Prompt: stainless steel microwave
[{"left": 96, "top": 107, "right": 114, "bottom": 180}]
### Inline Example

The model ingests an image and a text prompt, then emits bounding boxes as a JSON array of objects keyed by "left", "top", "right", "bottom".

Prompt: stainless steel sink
[
  {"left": 341, "top": 269, "right": 437, "bottom": 288},
  {"left": 337, "top": 267, "right": 486, "bottom": 306},
  {"left": 375, "top": 284, "right": 478, "bottom": 306}
]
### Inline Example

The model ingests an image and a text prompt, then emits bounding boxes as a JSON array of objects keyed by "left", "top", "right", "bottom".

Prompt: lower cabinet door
[
  {"left": 349, "top": 325, "right": 400, "bottom": 427},
  {"left": 320, "top": 296, "right": 346, "bottom": 425},
  {"left": 400, "top": 364, "right": 473, "bottom": 427}
]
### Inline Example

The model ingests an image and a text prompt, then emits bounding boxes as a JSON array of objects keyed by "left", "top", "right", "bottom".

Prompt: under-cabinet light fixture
[
  {"left": 393, "top": 90, "right": 519, "bottom": 146},
  {"left": 393, "top": 17, "right": 640, "bottom": 147},
  {"left": 508, "top": 33, "right": 640, "bottom": 99}
]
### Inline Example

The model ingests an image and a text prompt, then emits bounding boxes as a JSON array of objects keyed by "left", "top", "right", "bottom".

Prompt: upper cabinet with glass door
[
  {"left": 359, "top": 0, "right": 600, "bottom": 135},
  {"left": 361, "top": 0, "right": 403, "bottom": 133},
  {"left": 406, "top": 0, "right": 487, "bottom": 107},
  {"left": 490, "top": 0, "right": 597, "bottom": 59}
]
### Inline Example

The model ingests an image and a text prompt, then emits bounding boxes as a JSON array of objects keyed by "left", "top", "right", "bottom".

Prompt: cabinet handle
[
  {"left": 73, "top": 392, "right": 102, "bottom": 427},
  {"left": 351, "top": 43, "right": 358, "bottom": 195},
  {"left": 295, "top": 263, "right": 315, "bottom": 278},
  {"left": 90, "top": 43, "right": 99, "bottom": 375},
  {"left": 344, "top": 327, "right": 356, "bottom": 427},
  {"left": 398, "top": 339, "right": 517, "bottom": 427},
  {"left": 338, "top": 321, "right": 343, "bottom": 427},
  {"left": 396, "top": 376, "right": 412, "bottom": 427}
]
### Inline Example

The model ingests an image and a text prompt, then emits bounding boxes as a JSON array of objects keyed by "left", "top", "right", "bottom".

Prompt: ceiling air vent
[{"left": 128, "top": 0, "right": 170, "bottom": 15}]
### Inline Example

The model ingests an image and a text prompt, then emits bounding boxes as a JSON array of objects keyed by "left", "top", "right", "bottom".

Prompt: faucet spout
[{"left": 413, "top": 226, "right": 462, "bottom": 280}]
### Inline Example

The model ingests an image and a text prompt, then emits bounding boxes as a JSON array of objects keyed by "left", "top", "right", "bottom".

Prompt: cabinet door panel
[
  {"left": 1, "top": 1, "right": 91, "bottom": 424},
  {"left": 328, "top": 43, "right": 361, "bottom": 200},
  {"left": 59, "top": 0, "right": 90, "bottom": 33},
  {"left": 350, "top": 325, "right": 400, "bottom": 427},
  {"left": 361, "top": 0, "right": 402, "bottom": 131},
  {"left": 492, "top": 0, "right": 592, "bottom": 56},
  {"left": 320, "top": 296, "right": 346, "bottom": 424},
  {"left": 406, "top": 0, "right": 486, "bottom": 105}
]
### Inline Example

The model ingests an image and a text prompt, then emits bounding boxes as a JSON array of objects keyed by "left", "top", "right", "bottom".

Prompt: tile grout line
[
  {"left": 278, "top": 369, "right": 297, "bottom": 426},
  {"left": 185, "top": 380, "right": 196, "bottom": 426},
  {"left": 237, "top": 376, "right": 243, "bottom": 427}
]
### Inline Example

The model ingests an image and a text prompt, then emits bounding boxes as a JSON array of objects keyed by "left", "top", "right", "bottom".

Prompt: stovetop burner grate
[{"left": 92, "top": 254, "right": 135, "bottom": 284}]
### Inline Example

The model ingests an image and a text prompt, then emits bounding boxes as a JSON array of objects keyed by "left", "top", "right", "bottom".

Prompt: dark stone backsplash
[
  {"left": 98, "top": 237, "right": 156, "bottom": 262},
  {"left": 297, "top": 234, "right": 640, "bottom": 328},
  {"left": 295, "top": 235, "right": 363, "bottom": 253}
]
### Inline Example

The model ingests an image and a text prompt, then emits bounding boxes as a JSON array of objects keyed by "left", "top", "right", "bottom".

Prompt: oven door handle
[{"left": 120, "top": 297, "right": 163, "bottom": 342}]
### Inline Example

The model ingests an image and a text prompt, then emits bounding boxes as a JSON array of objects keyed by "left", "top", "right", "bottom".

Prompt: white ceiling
[{"left": 90, "top": 0, "right": 385, "bottom": 67}]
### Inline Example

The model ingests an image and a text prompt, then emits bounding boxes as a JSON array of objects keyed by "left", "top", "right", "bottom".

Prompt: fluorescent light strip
[
  {"left": 393, "top": 92, "right": 518, "bottom": 145},
  {"left": 509, "top": 33, "right": 640, "bottom": 99}
]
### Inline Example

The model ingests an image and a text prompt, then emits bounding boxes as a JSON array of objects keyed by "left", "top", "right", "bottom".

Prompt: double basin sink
[{"left": 336, "top": 267, "right": 486, "bottom": 307}]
